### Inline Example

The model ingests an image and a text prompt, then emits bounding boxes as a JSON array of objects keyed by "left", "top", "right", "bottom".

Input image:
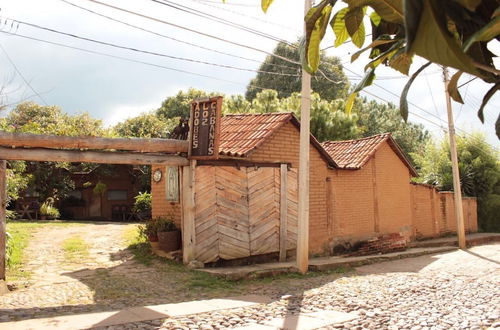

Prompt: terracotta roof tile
[
  {"left": 219, "top": 112, "right": 293, "bottom": 157},
  {"left": 218, "top": 112, "right": 337, "bottom": 167},
  {"left": 321, "top": 133, "right": 418, "bottom": 176}
]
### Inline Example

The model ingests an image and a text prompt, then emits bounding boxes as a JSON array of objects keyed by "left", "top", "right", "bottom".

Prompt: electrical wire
[
  {"left": 0, "top": 43, "right": 48, "bottom": 106},
  {"left": 150, "top": 0, "right": 297, "bottom": 47},
  {"left": 187, "top": 0, "right": 300, "bottom": 32},
  {"left": 4, "top": 17, "right": 302, "bottom": 77}
]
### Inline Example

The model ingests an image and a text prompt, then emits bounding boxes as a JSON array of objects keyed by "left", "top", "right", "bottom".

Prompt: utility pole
[
  {"left": 443, "top": 67, "right": 467, "bottom": 249},
  {"left": 297, "top": 0, "right": 312, "bottom": 274}
]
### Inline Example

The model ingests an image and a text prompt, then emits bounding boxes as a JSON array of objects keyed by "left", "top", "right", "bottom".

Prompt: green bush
[
  {"left": 156, "top": 217, "right": 177, "bottom": 232},
  {"left": 478, "top": 194, "right": 500, "bottom": 232},
  {"left": 133, "top": 192, "right": 152, "bottom": 213}
]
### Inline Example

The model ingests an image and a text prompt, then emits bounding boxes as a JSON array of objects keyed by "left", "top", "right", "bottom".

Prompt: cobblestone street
[{"left": 0, "top": 222, "right": 498, "bottom": 329}]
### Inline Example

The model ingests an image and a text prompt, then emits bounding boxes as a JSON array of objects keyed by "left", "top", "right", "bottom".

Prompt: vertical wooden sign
[{"left": 188, "top": 96, "right": 222, "bottom": 160}]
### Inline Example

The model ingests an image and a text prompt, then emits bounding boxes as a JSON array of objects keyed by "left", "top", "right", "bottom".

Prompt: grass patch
[
  {"left": 123, "top": 225, "right": 155, "bottom": 266},
  {"left": 62, "top": 235, "right": 89, "bottom": 262},
  {"left": 6, "top": 220, "right": 83, "bottom": 281}
]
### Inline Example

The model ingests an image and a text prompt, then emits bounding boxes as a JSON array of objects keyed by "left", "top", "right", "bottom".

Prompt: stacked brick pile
[{"left": 350, "top": 233, "right": 408, "bottom": 256}]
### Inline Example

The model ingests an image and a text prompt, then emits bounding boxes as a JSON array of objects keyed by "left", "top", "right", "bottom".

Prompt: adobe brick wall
[
  {"left": 246, "top": 122, "right": 330, "bottom": 253},
  {"left": 151, "top": 165, "right": 182, "bottom": 228},
  {"left": 410, "top": 184, "right": 478, "bottom": 238},
  {"left": 374, "top": 144, "right": 413, "bottom": 240}
]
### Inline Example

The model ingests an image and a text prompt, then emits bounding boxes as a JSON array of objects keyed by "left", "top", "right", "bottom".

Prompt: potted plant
[
  {"left": 156, "top": 217, "right": 181, "bottom": 252},
  {"left": 144, "top": 219, "right": 158, "bottom": 242},
  {"left": 39, "top": 198, "right": 60, "bottom": 220}
]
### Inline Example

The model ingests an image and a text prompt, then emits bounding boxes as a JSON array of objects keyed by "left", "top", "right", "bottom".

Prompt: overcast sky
[{"left": 0, "top": 0, "right": 498, "bottom": 148}]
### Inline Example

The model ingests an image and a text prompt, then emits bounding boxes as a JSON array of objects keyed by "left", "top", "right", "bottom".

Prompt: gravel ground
[{"left": 105, "top": 244, "right": 500, "bottom": 330}]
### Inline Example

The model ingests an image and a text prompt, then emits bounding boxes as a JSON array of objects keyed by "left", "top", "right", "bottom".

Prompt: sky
[{"left": 0, "top": 0, "right": 498, "bottom": 149}]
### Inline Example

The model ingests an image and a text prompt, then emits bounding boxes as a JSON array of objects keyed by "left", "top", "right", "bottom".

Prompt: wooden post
[
  {"left": 279, "top": 164, "right": 288, "bottom": 262},
  {"left": 182, "top": 160, "right": 196, "bottom": 264},
  {"left": 443, "top": 67, "right": 467, "bottom": 249},
  {"left": 297, "top": 0, "right": 312, "bottom": 274},
  {"left": 0, "top": 160, "right": 6, "bottom": 282}
]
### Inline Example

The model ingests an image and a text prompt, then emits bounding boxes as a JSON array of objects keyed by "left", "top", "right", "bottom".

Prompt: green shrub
[
  {"left": 156, "top": 217, "right": 177, "bottom": 232},
  {"left": 133, "top": 192, "right": 152, "bottom": 213}
]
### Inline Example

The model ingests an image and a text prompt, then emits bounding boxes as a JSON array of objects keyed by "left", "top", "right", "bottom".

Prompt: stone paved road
[{"left": 115, "top": 244, "right": 500, "bottom": 330}]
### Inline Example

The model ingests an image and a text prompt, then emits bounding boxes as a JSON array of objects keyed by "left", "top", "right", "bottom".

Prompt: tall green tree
[
  {"left": 245, "top": 42, "right": 349, "bottom": 101},
  {"left": 355, "top": 100, "right": 430, "bottom": 162},
  {"left": 113, "top": 112, "right": 176, "bottom": 138},
  {"left": 412, "top": 133, "right": 500, "bottom": 231},
  {"left": 156, "top": 88, "right": 219, "bottom": 119}
]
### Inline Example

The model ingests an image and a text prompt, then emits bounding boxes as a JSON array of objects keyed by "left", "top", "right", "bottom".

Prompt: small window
[
  {"left": 68, "top": 190, "right": 83, "bottom": 200},
  {"left": 107, "top": 190, "right": 128, "bottom": 201}
]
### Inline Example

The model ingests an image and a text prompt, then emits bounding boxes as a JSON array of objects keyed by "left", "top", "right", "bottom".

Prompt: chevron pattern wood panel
[
  {"left": 286, "top": 168, "right": 298, "bottom": 248},
  {"left": 194, "top": 166, "right": 219, "bottom": 263},
  {"left": 215, "top": 166, "right": 251, "bottom": 260},
  {"left": 248, "top": 167, "right": 279, "bottom": 255}
]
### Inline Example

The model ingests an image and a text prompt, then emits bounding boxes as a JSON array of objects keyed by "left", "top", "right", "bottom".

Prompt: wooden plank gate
[{"left": 194, "top": 165, "right": 298, "bottom": 263}]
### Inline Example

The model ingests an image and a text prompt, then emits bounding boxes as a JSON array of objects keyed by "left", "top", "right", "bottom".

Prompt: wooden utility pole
[
  {"left": 297, "top": 0, "right": 312, "bottom": 274},
  {"left": 0, "top": 160, "right": 6, "bottom": 282},
  {"left": 443, "top": 67, "right": 467, "bottom": 249}
]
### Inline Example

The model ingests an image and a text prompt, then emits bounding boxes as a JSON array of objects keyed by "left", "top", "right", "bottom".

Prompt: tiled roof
[
  {"left": 219, "top": 112, "right": 337, "bottom": 167},
  {"left": 321, "top": 133, "right": 418, "bottom": 176}
]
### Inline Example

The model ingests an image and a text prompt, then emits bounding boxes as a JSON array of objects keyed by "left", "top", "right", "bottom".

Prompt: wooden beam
[
  {"left": 0, "top": 131, "right": 188, "bottom": 153},
  {"left": 279, "top": 164, "right": 288, "bottom": 262},
  {"left": 0, "top": 147, "right": 189, "bottom": 166},
  {"left": 0, "top": 160, "right": 6, "bottom": 282},
  {"left": 181, "top": 162, "right": 196, "bottom": 264}
]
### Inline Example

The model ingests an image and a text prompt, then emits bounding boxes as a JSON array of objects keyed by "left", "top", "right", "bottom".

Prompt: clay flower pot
[{"left": 157, "top": 230, "right": 181, "bottom": 252}]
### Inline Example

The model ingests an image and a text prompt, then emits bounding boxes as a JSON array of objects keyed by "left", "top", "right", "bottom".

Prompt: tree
[
  {"left": 355, "top": 100, "right": 431, "bottom": 161},
  {"left": 156, "top": 88, "right": 219, "bottom": 119},
  {"left": 3, "top": 102, "right": 109, "bottom": 203},
  {"left": 261, "top": 0, "right": 500, "bottom": 137},
  {"left": 223, "top": 95, "right": 252, "bottom": 114},
  {"left": 245, "top": 41, "right": 349, "bottom": 101},
  {"left": 113, "top": 112, "right": 177, "bottom": 138},
  {"left": 412, "top": 133, "right": 500, "bottom": 231}
]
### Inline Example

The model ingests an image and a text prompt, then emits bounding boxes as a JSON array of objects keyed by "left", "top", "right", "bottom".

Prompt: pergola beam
[
  {"left": 0, "top": 131, "right": 188, "bottom": 154},
  {"left": 0, "top": 147, "right": 189, "bottom": 166}
]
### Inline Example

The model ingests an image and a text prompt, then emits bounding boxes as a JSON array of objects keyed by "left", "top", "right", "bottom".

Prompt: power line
[
  {"left": 150, "top": 0, "right": 296, "bottom": 47},
  {"left": 82, "top": 0, "right": 303, "bottom": 66},
  {"left": 187, "top": 0, "right": 300, "bottom": 32},
  {"left": 4, "top": 17, "right": 302, "bottom": 77},
  {"left": 0, "top": 43, "right": 48, "bottom": 106},
  {"left": 59, "top": 0, "right": 301, "bottom": 72}
]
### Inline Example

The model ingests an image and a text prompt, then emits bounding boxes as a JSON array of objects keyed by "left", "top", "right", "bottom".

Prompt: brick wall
[
  {"left": 246, "top": 122, "right": 330, "bottom": 253},
  {"left": 411, "top": 184, "right": 478, "bottom": 237},
  {"left": 151, "top": 165, "right": 182, "bottom": 228}
]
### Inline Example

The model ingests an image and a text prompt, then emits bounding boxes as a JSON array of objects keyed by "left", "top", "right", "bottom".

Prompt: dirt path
[{"left": 22, "top": 222, "right": 138, "bottom": 287}]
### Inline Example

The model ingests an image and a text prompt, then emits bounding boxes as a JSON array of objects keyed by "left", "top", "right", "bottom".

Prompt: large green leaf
[
  {"left": 344, "top": 0, "right": 404, "bottom": 24},
  {"left": 364, "top": 48, "right": 399, "bottom": 71},
  {"left": 331, "top": 7, "right": 350, "bottom": 47},
  {"left": 447, "top": 70, "right": 464, "bottom": 104},
  {"left": 463, "top": 16, "right": 500, "bottom": 52},
  {"left": 478, "top": 82, "right": 500, "bottom": 123},
  {"left": 403, "top": 0, "right": 423, "bottom": 52},
  {"left": 451, "top": 0, "right": 481, "bottom": 11},
  {"left": 345, "top": 7, "right": 364, "bottom": 36},
  {"left": 408, "top": 0, "right": 480, "bottom": 77},
  {"left": 261, "top": 0, "right": 274, "bottom": 13},
  {"left": 345, "top": 67, "right": 376, "bottom": 113},
  {"left": 351, "top": 38, "right": 397, "bottom": 62},
  {"left": 304, "top": 1, "right": 334, "bottom": 73},
  {"left": 400, "top": 62, "right": 432, "bottom": 121},
  {"left": 388, "top": 50, "right": 413, "bottom": 75},
  {"left": 351, "top": 19, "right": 366, "bottom": 47}
]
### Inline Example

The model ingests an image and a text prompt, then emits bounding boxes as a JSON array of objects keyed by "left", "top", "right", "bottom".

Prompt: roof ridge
[
  {"left": 224, "top": 112, "right": 293, "bottom": 117},
  {"left": 321, "top": 132, "right": 391, "bottom": 145}
]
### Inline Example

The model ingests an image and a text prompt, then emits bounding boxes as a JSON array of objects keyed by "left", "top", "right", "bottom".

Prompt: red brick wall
[
  {"left": 246, "top": 122, "right": 330, "bottom": 253},
  {"left": 374, "top": 144, "right": 413, "bottom": 240},
  {"left": 151, "top": 165, "right": 182, "bottom": 228}
]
